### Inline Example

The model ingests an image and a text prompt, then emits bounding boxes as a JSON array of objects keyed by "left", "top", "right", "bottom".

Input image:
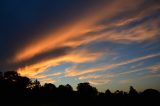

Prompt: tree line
[{"left": 0, "top": 71, "right": 159, "bottom": 106}]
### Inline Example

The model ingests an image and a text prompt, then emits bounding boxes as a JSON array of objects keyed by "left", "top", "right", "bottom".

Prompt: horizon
[
  {"left": 0, "top": 71, "right": 159, "bottom": 93},
  {"left": 0, "top": 0, "right": 160, "bottom": 92}
]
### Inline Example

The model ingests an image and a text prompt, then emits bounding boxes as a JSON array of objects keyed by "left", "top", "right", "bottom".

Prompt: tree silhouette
[
  {"left": 129, "top": 86, "right": 138, "bottom": 96},
  {"left": 43, "top": 83, "right": 56, "bottom": 91},
  {"left": 32, "top": 79, "right": 41, "bottom": 88},
  {"left": 0, "top": 71, "right": 159, "bottom": 106},
  {"left": 77, "top": 82, "right": 98, "bottom": 97},
  {"left": 105, "top": 89, "right": 112, "bottom": 96},
  {"left": 142, "top": 89, "right": 160, "bottom": 96},
  {"left": 57, "top": 84, "right": 73, "bottom": 96}
]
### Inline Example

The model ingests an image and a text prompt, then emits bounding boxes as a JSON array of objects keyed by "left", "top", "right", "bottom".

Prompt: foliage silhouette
[
  {"left": 0, "top": 71, "right": 159, "bottom": 106},
  {"left": 77, "top": 82, "right": 98, "bottom": 97},
  {"left": 129, "top": 86, "right": 138, "bottom": 96}
]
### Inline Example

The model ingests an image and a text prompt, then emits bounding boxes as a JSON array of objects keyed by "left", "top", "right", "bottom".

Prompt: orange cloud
[
  {"left": 30, "top": 72, "right": 62, "bottom": 79},
  {"left": 17, "top": 50, "right": 102, "bottom": 78},
  {"left": 13, "top": 0, "right": 144, "bottom": 63}
]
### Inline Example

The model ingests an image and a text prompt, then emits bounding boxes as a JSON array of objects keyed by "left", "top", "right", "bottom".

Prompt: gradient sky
[{"left": 0, "top": 0, "right": 160, "bottom": 92}]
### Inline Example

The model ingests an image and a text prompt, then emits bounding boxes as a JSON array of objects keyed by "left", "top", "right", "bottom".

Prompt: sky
[{"left": 0, "top": 0, "right": 160, "bottom": 92}]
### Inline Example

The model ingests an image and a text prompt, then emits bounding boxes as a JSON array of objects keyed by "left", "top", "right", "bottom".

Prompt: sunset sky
[{"left": 0, "top": 0, "right": 160, "bottom": 92}]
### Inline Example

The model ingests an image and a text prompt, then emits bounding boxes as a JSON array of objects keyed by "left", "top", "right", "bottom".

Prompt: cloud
[
  {"left": 10, "top": 0, "right": 145, "bottom": 63},
  {"left": 139, "top": 74, "right": 160, "bottom": 80},
  {"left": 65, "top": 65, "right": 106, "bottom": 77},
  {"left": 65, "top": 53, "right": 160, "bottom": 77},
  {"left": 17, "top": 49, "right": 102, "bottom": 78},
  {"left": 148, "top": 64, "right": 160, "bottom": 72},
  {"left": 117, "top": 67, "right": 146, "bottom": 76},
  {"left": 78, "top": 75, "right": 100, "bottom": 80},
  {"left": 30, "top": 72, "right": 62, "bottom": 79},
  {"left": 111, "top": 63, "right": 160, "bottom": 77},
  {"left": 80, "top": 1, "right": 160, "bottom": 44},
  {"left": 39, "top": 78, "right": 56, "bottom": 85},
  {"left": 104, "top": 23, "right": 159, "bottom": 43},
  {"left": 78, "top": 73, "right": 115, "bottom": 85},
  {"left": 130, "top": 62, "right": 144, "bottom": 69},
  {"left": 115, "top": 53, "right": 160, "bottom": 66},
  {"left": 111, "top": 63, "right": 160, "bottom": 81},
  {"left": 119, "top": 79, "right": 132, "bottom": 84},
  {"left": 88, "top": 79, "right": 111, "bottom": 85},
  {"left": 77, "top": 63, "right": 160, "bottom": 85},
  {"left": 81, "top": 10, "right": 160, "bottom": 44}
]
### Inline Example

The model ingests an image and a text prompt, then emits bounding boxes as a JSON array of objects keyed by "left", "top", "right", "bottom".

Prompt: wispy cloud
[
  {"left": 111, "top": 63, "right": 160, "bottom": 79},
  {"left": 103, "top": 22, "right": 159, "bottom": 43},
  {"left": 65, "top": 53, "right": 160, "bottom": 77},
  {"left": 148, "top": 64, "right": 160, "bottom": 72},
  {"left": 78, "top": 75, "right": 100, "bottom": 80},
  {"left": 119, "top": 79, "right": 132, "bottom": 84},
  {"left": 89, "top": 79, "right": 111, "bottom": 85},
  {"left": 130, "top": 62, "right": 144, "bottom": 69},
  {"left": 39, "top": 78, "right": 56, "bottom": 85},
  {"left": 139, "top": 74, "right": 160, "bottom": 80},
  {"left": 84, "top": 12, "right": 160, "bottom": 44},
  {"left": 78, "top": 63, "right": 160, "bottom": 85},
  {"left": 30, "top": 72, "right": 62, "bottom": 79},
  {"left": 17, "top": 49, "right": 102, "bottom": 78},
  {"left": 78, "top": 73, "right": 115, "bottom": 85}
]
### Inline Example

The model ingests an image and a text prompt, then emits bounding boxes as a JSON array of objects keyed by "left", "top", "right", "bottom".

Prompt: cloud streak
[
  {"left": 65, "top": 53, "right": 160, "bottom": 77},
  {"left": 17, "top": 49, "right": 102, "bottom": 78},
  {"left": 78, "top": 63, "right": 160, "bottom": 85},
  {"left": 39, "top": 78, "right": 56, "bottom": 85},
  {"left": 30, "top": 72, "right": 62, "bottom": 79},
  {"left": 11, "top": 0, "right": 146, "bottom": 63}
]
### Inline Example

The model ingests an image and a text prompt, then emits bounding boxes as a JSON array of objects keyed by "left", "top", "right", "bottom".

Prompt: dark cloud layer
[{"left": 1, "top": 46, "right": 73, "bottom": 72}]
